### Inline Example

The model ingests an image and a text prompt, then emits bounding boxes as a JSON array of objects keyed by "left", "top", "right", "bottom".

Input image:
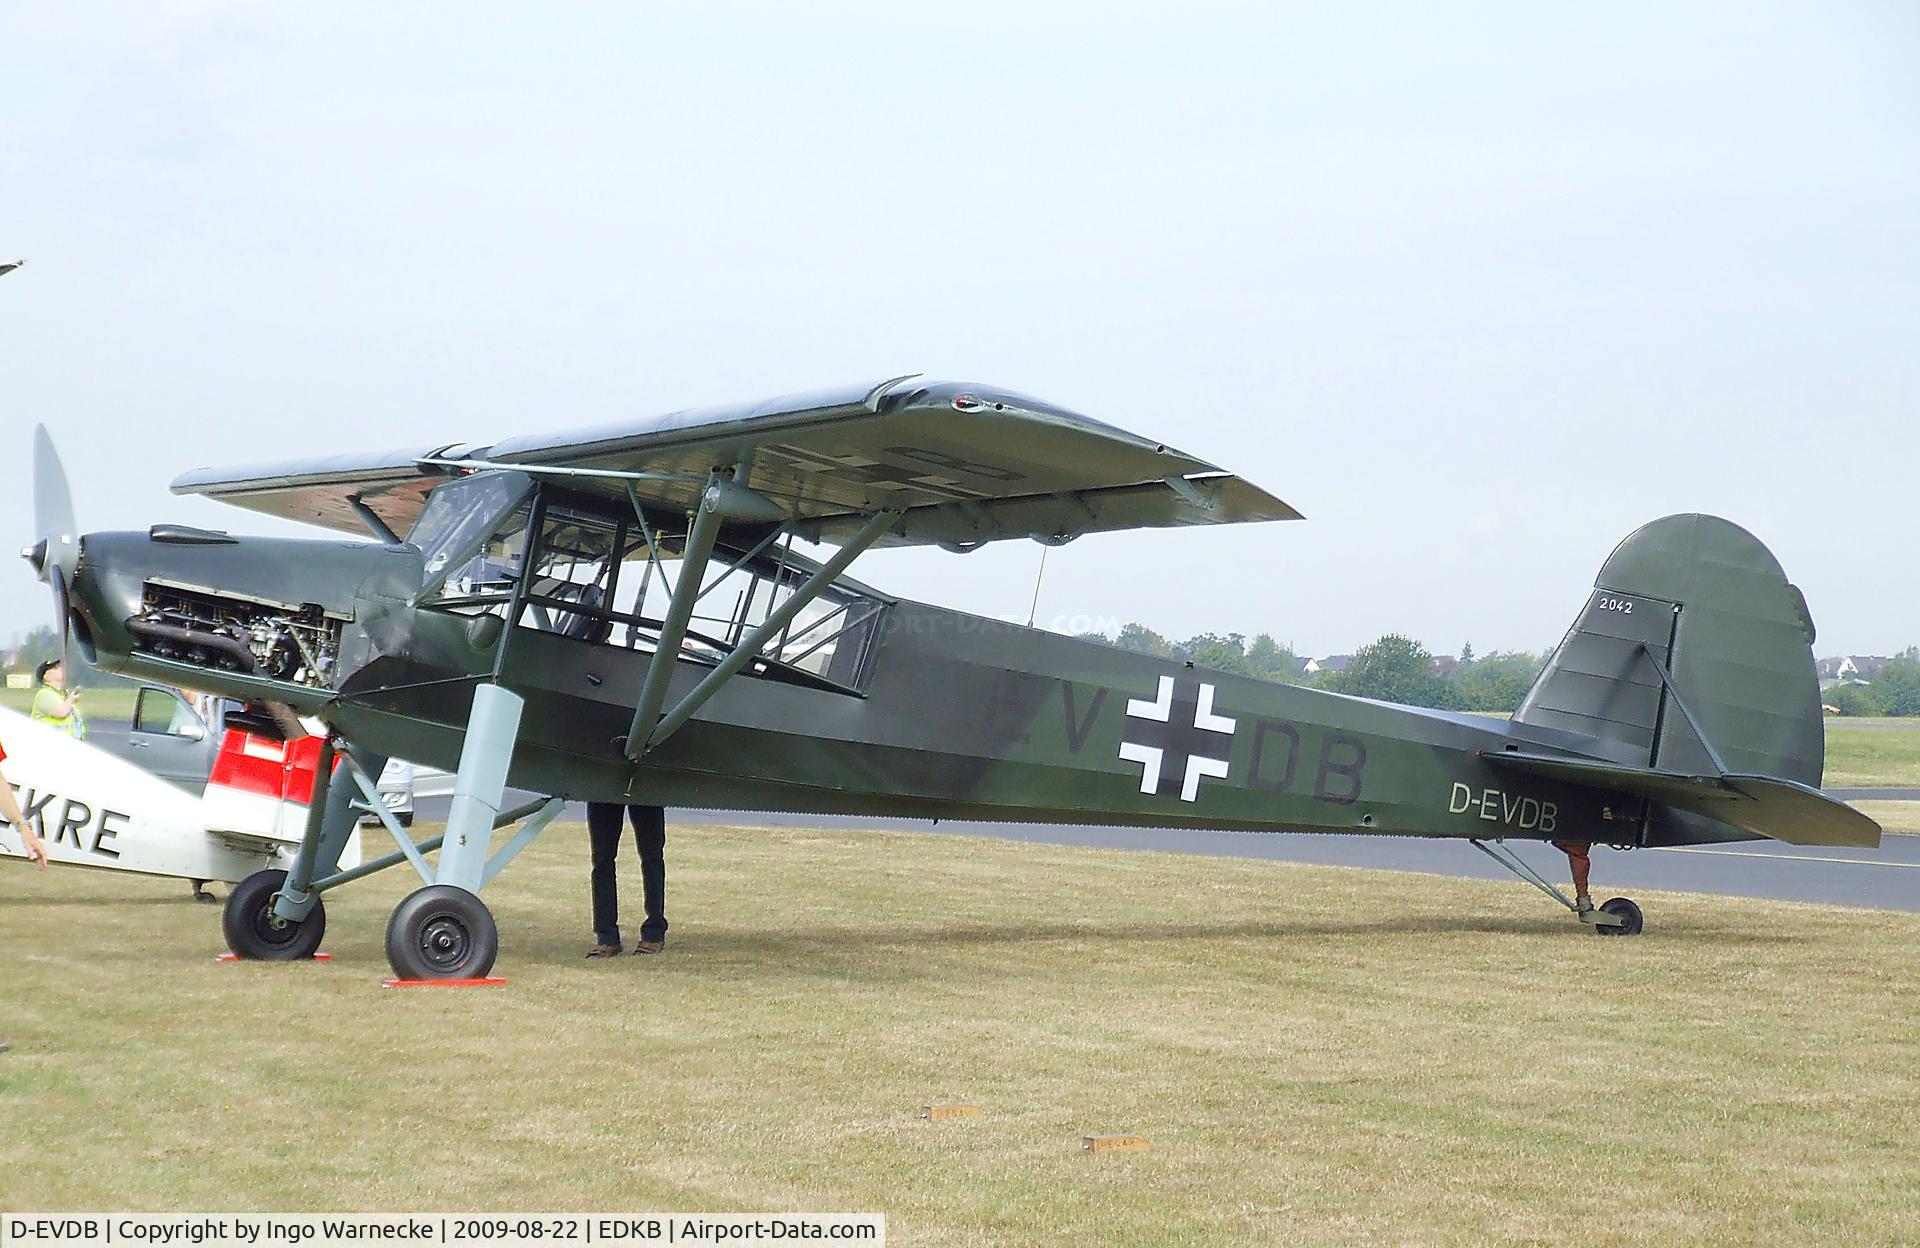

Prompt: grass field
[
  {"left": 2, "top": 823, "right": 1915, "bottom": 1245},
  {"left": 1822, "top": 720, "right": 1920, "bottom": 788}
]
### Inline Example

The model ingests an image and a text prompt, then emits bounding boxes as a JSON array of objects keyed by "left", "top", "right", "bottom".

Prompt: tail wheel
[
  {"left": 1595, "top": 897, "right": 1644, "bottom": 937},
  {"left": 386, "top": 885, "right": 498, "bottom": 980},
  {"left": 222, "top": 869, "right": 327, "bottom": 960}
]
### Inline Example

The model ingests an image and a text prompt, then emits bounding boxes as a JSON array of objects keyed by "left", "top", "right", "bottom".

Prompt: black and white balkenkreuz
[{"left": 1118, "top": 675, "right": 1237, "bottom": 802}]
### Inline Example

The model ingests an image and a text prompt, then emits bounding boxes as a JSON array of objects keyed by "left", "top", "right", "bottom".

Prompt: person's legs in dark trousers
[
  {"left": 588, "top": 800, "right": 626, "bottom": 953},
  {"left": 629, "top": 804, "right": 668, "bottom": 949}
]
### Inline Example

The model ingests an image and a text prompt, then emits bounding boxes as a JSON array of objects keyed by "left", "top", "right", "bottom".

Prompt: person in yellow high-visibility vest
[{"left": 30, "top": 660, "right": 86, "bottom": 740}]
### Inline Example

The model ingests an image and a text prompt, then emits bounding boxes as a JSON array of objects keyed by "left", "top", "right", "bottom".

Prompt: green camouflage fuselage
[{"left": 71, "top": 528, "right": 1655, "bottom": 846}]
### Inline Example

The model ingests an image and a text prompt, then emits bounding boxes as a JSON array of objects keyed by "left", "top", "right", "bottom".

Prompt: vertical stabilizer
[{"left": 1514, "top": 514, "right": 1824, "bottom": 787}]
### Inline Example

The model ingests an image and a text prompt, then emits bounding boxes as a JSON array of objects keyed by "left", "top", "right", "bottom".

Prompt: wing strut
[
  {"left": 347, "top": 494, "right": 401, "bottom": 544},
  {"left": 642, "top": 506, "right": 901, "bottom": 754},
  {"left": 623, "top": 470, "right": 729, "bottom": 757}
]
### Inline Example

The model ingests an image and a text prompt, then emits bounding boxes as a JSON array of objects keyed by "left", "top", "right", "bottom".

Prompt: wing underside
[
  {"left": 170, "top": 445, "right": 468, "bottom": 540},
  {"left": 171, "top": 376, "right": 1299, "bottom": 548}
]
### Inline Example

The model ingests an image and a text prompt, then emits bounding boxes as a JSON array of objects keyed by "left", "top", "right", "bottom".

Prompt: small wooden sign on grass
[
  {"left": 1083, "top": 1134, "right": 1150, "bottom": 1153},
  {"left": 918, "top": 1104, "right": 983, "bottom": 1121}
]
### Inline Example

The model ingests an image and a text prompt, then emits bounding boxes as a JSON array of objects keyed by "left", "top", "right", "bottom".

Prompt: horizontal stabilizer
[{"left": 1483, "top": 751, "right": 1881, "bottom": 848}]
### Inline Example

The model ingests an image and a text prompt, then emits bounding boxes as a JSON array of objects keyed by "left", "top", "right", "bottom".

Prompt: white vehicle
[
  {"left": 0, "top": 704, "right": 360, "bottom": 886},
  {"left": 365, "top": 757, "right": 455, "bottom": 827}
]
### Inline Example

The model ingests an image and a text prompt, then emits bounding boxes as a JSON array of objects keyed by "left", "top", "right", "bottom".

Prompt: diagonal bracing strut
[{"left": 628, "top": 506, "right": 901, "bottom": 757}]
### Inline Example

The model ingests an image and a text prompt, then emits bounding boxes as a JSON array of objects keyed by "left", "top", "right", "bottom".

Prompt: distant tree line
[
  {"left": 9, "top": 625, "right": 60, "bottom": 668},
  {"left": 1824, "top": 648, "right": 1920, "bottom": 717},
  {"left": 1076, "top": 625, "right": 1547, "bottom": 713},
  {"left": 2, "top": 625, "right": 133, "bottom": 688},
  {"left": 1079, "top": 627, "right": 1920, "bottom": 717}
]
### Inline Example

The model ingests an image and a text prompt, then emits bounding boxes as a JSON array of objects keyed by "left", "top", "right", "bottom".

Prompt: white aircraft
[{"left": 0, "top": 706, "right": 360, "bottom": 884}]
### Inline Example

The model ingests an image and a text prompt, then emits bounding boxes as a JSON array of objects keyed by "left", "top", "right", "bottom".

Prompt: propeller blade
[
  {"left": 31, "top": 424, "right": 78, "bottom": 584},
  {"left": 51, "top": 564, "right": 72, "bottom": 674}
]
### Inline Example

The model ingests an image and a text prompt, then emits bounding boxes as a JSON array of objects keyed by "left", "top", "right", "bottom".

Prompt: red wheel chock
[{"left": 216, "top": 951, "right": 332, "bottom": 962}]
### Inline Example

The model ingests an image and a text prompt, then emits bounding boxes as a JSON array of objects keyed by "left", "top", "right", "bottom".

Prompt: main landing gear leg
[
  {"left": 1468, "top": 839, "right": 1643, "bottom": 936},
  {"left": 224, "top": 738, "right": 389, "bottom": 960}
]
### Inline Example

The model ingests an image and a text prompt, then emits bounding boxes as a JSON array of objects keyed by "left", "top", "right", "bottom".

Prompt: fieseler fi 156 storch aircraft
[{"left": 21, "top": 377, "right": 1879, "bottom": 979}]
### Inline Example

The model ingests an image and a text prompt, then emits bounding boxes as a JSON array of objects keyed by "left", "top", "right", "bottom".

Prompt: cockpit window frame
[
  {"left": 408, "top": 471, "right": 537, "bottom": 606},
  {"left": 482, "top": 481, "right": 891, "bottom": 695}
]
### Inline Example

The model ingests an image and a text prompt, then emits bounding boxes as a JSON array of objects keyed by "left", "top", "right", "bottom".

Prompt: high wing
[{"left": 172, "top": 376, "right": 1299, "bottom": 548}]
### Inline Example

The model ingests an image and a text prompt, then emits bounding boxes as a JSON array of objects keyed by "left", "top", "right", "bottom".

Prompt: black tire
[
  {"left": 385, "top": 885, "right": 498, "bottom": 980},
  {"left": 222, "top": 869, "right": 326, "bottom": 961},
  {"left": 1595, "top": 896, "right": 1644, "bottom": 937}
]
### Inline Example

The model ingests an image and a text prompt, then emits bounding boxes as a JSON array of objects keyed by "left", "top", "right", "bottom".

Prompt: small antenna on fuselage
[{"left": 1026, "top": 544, "right": 1049, "bottom": 629}]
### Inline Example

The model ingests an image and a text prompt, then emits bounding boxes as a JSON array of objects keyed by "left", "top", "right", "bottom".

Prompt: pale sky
[{"left": 4, "top": 2, "right": 1915, "bottom": 659}]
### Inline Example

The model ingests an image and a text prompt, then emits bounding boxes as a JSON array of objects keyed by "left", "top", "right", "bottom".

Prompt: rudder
[{"left": 1513, "top": 514, "right": 1824, "bottom": 788}]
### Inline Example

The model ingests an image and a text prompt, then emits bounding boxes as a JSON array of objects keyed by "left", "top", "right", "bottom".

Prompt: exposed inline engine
[{"left": 129, "top": 581, "right": 344, "bottom": 688}]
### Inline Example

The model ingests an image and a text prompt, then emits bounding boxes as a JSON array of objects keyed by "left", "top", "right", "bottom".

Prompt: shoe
[
  {"left": 633, "top": 939, "right": 665, "bottom": 955},
  {"left": 586, "top": 943, "right": 622, "bottom": 958},
  {"left": 1575, "top": 895, "right": 1596, "bottom": 915}
]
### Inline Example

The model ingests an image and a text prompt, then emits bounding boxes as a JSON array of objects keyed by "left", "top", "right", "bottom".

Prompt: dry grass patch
[
  {"left": 1852, "top": 801, "right": 1920, "bottom": 837},
  {"left": 2, "top": 823, "right": 1916, "bottom": 1247}
]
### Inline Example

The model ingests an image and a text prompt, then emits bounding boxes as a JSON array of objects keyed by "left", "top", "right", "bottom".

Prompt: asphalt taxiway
[{"left": 411, "top": 797, "right": 1919, "bottom": 913}]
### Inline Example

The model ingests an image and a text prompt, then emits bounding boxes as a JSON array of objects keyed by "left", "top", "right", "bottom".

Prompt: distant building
[
  {"left": 1815, "top": 655, "right": 1891, "bottom": 691},
  {"left": 1303, "top": 654, "right": 1353, "bottom": 676}
]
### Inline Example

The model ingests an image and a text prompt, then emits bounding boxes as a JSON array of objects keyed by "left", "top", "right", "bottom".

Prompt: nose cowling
[
  {"left": 67, "top": 526, "right": 419, "bottom": 712},
  {"left": 27, "top": 424, "right": 424, "bottom": 706}
]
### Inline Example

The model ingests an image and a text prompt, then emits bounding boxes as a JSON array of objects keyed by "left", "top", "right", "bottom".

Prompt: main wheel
[
  {"left": 385, "top": 885, "right": 498, "bottom": 980},
  {"left": 1594, "top": 896, "right": 1644, "bottom": 937},
  {"left": 222, "top": 869, "right": 327, "bottom": 960}
]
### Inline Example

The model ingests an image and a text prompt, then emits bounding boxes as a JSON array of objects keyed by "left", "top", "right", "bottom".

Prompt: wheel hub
[
  {"left": 257, "top": 905, "right": 296, "bottom": 943},
  {"left": 386, "top": 885, "right": 497, "bottom": 981},
  {"left": 419, "top": 915, "right": 470, "bottom": 968}
]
